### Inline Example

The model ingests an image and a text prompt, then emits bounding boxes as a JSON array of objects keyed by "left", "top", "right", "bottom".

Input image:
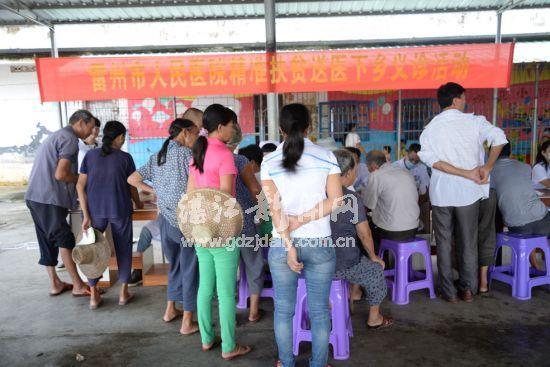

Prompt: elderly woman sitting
[{"left": 331, "top": 149, "right": 393, "bottom": 329}]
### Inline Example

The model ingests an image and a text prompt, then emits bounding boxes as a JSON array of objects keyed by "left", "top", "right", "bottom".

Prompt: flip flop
[
  {"left": 72, "top": 287, "right": 92, "bottom": 297},
  {"left": 119, "top": 293, "right": 134, "bottom": 306},
  {"left": 202, "top": 336, "right": 221, "bottom": 352},
  {"left": 180, "top": 324, "right": 200, "bottom": 336},
  {"left": 221, "top": 344, "right": 252, "bottom": 361},
  {"left": 248, "top": 309, "right": 264, "bottom": 323},
  {"left": 367, "top": 315, "right": 394, "bottom": 330},
  {"left": 49, "top": 282, "right": 73, "bottom": 297}
]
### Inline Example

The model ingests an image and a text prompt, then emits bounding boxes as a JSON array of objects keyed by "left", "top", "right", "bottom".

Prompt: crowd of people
[{"left": 24, "top": 81, "right": 549, "bottom": 367}]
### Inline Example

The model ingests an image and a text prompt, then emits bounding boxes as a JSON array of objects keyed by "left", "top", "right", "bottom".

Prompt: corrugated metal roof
[{"left": 1, "top": 0, "right": 549, "bottom": 26}]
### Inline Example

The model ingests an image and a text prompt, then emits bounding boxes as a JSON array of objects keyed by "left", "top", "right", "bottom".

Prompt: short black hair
[
  {"left": 408, "top": 143, "right": 421, "bottom": 153},
  {"left": 239, "top": 144, "right": 263, "bottom": 166},
  {"left": 437, "top": 82, "right": 466, "bottom": 109},
  {"left": 261, "top": 143, "right": 277, "bottom": 154},
  {"left": 383, "top": 145, "right": 392, "bottom": 153},
  {"left": 499, "top": 143, "right": 511, "bottom": 159},
  {"left": 94, "top": 117, "right": 101, "bottom": 128},
  {"left": 344, "top": 146, "right": 361, "bottom": 160}
]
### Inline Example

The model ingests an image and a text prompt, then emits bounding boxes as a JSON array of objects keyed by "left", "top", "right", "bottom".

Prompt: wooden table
[{"left": 70, "top": 201, "right": 168, "bottom": 287}]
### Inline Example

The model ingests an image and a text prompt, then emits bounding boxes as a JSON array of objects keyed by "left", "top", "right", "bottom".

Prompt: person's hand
[
  {"left": 82, "top": 216, "right": 91, "bottom": 232},
  {"left": 371, "top": 255, "right": 385, "bottom": 270},
  {"left": 479, "top": 165, "right": 492, "bottom": 184},
  {"left": 464, "top": 167, "right": 482, "bottom": 184},
  {"left": 287, "top": 215, "right": 304, "bottom": 234},
  {"left": 286, "top": 246, "right": 303, "bottom": 274}
]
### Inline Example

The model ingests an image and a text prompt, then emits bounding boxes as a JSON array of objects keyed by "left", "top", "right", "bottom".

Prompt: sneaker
[{"left": 128, "top": 269, "right": 143, "bottom": 287}]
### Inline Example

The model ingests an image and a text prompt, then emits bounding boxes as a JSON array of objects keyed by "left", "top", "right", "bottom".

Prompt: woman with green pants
[{"left": 187, "top": 104, "right": 252, "bottom": 361}]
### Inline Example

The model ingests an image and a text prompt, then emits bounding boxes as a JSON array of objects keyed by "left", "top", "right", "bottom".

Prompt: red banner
[{"left": 35, "top": 43, "right": 514, "bottom": 102}]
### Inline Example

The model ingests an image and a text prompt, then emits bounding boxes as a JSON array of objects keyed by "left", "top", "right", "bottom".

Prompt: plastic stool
[
  {"left": 489, "top": 232, "right": 550, "bottom": 300},
  {"left": 293, "top": 278, "right": 353, "bottom": 360},
  {"left": 378, "top": 237, "right": 436, "bottom": 305}
]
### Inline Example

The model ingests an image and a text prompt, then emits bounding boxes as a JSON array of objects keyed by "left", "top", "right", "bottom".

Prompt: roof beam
[
  {"left": 0, "top": 1, "right": 52, "bottom": 29},
  {"left": 1, "top": 32, "right": 548, "bottom": 58}
]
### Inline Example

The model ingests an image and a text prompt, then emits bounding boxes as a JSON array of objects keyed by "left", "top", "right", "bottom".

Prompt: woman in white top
[
  {"left": 532, "top": 140, "right": 550, "bottom": 189},
  {"left": 261, "top": 103, "right": 343, "bottom": 367},
  {"left": 344, "top": 123, "right": 361, "bottom": 148}
]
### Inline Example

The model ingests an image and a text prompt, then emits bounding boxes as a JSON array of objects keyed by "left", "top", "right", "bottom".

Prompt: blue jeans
[
  {"left": 268, "top": 237, "right": 336, "bottom": 367},
  {"left": 159, "top": 214, "right": 198, "bottom": 311}
]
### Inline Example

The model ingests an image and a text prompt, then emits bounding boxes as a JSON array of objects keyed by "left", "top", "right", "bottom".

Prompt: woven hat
[
  {"left": 72, "top": 228, "right": 111, "bottom": 279},
  {"left": 177, "top": 188, "right": 244, "bottom": 248}
]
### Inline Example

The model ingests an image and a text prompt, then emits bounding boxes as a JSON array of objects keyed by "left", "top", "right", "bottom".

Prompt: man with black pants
[
  {"left": 419, "top": 82, "right": 507, "bottom": 303},
  {"left": 25, "top": 110, "right": 97, "bottom": 297}
]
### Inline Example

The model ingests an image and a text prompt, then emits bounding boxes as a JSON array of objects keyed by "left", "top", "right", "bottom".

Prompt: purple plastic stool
[
  {"left": 292, "top": 278, "right": 353, "bottom": 360},
  {"left": 237, "top": 254, "right": 274, "bottom": 309},
  {"left": 378, "top": 237, "right": 436, "bottom": 305},
  {"left": 488, "top": 232, "right": 550, "bottom": 300}
]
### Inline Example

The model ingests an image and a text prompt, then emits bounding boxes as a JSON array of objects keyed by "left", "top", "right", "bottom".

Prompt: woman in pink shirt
[{"left": 187, "top": 104, "right": 252, "bottom": 360}]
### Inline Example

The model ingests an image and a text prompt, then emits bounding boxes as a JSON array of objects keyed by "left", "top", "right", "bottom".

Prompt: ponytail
[
  {"left": 192, "top": 136, "right": 208, "bottom": 174},
  {"left": 101, "top": 120, "right": 126, "bottom": 157},
  {"left": 157, "top": 118, "right": 195, "bottom": 166},
  {"left": 279, "top": 103, "right": 310, "bottom": 172},
  {"left": 192, "top": 104, "right": 232, "bottom": 173}
]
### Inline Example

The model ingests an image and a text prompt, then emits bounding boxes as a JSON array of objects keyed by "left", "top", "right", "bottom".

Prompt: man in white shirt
[
  {"left": 394, "top": 143, "right": 430, "bottom": 196},
  {"left": 77, "top": 117, "right": 101, "bottom": 171},
  {"left": 362, "top": 150, "right": 419, "bottom": 252},
  {"left": 418, "top": 82, "right": 507, "bottom": 304},
  {"left": 345, "top": 123, "right": 361, "bottom": 148}
]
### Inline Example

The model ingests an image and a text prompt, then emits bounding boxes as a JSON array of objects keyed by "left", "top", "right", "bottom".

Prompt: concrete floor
[{"left": 1, "top": 187, "right": 550, "bottom": 367}]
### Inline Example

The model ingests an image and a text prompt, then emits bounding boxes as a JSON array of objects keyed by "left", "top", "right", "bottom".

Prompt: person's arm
[
  {"left": 241, "top": 163, "right": 262, "bottom": 202},
  {"left": 288, "top": 173, "right": 344, "bottom": 231},
  {"left": 127, "top": 171, "right": 155, "bottom": 194},
  {"left": 432, "top": 161, "right": 482, "bottom": 184},
  {"left": 130, "top": 186, "right": 144, "bottom": 209},
  {"left": 55, "top": 158, "right": 78, "bottom": 183},
  {"left": 477, "top": 117, "right": 508, "bottom": 183},
  {"left": 219, "top": 174, "right": 235, "bottom": 196},
  {"left": 186, "top": 174, "right": 196, "bottom": 193},
  {"left": 479, "top": 144, "right": 506, "bottom": 183},
  {"left": 76, "top": 173, "right": 91, "bottom": 232},
  {"left": 262, "top": 178, "right": 303, "bottom": 274},
  {"left": 355, "top": 220, "right": 385, "bottom": 269}
]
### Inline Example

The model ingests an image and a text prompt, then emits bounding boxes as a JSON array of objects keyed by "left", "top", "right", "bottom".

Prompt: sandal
[
  {"left": 221, "top": 344, "right": 252, "bottom": 361},
  {"left": 50, "top": 282, "right": 73, "bottom": 297},
  {"left": 202, "top": 336, "right": 221, "bottom": 352},
  {"left": 72, "top": 287, "right": 92, "bottom": 297},
  {"left": 367, "top": 315, "right": 394, "bottom": 330}
]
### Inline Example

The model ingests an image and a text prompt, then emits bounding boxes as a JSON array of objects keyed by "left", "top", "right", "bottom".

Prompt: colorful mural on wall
[{"left": 127, "top": 95, "right": 255, "bottom": 167}]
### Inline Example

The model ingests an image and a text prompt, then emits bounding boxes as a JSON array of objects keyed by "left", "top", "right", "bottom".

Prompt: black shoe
[{"left": 128, "top": 270, "right": 142, "bottom": 287}]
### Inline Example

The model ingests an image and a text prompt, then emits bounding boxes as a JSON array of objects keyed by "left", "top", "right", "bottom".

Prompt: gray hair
[
  {"left": 226, "top": 122, "right": 242, "bottom": 150},
  {"left": 366, "top": 150, "right": 387, "bottom": 168},
  {"left": 333, "top": 149, "right": 356, "bottom": 176},
  {"left": 69, "top": 109, "right": 94, "bottom": 126}
]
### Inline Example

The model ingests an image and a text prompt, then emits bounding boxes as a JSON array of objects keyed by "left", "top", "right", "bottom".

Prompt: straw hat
[
  {"left": 72, "top": 229, "right": 111, "bottom": 279},
  {"left": 177, "top": 188, "right": 243, "bottom": 248}
]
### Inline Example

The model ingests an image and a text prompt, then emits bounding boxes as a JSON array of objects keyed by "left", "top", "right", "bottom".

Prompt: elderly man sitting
[{"left": 362, "top": 150, "right": 420, "bottom": 252}]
